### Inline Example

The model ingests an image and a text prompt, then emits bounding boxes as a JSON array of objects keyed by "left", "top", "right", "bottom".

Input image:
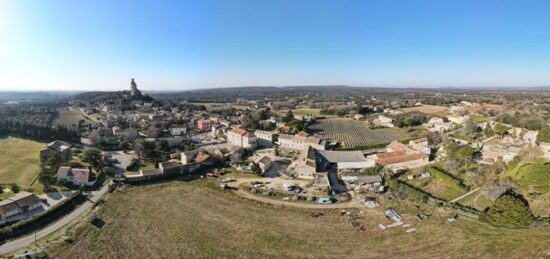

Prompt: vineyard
[{"left": 309, "top": 119, "right": 404, "bottom": 148}]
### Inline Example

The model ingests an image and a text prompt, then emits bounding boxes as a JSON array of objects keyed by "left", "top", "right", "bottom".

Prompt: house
[
  {"left": 481, "top": 144, "right": 521, "bottom": 164},
  {"left": 0, "top": 192, "right": 42, "bottom": 221},
  {"left": 181, "top": 150, "right": 213, "bottom": 166},
  {"left": 57, "top": 166, "right": 97, "bottom": 187},
  {"left": 211, "top": 124, "right": 227, "bottom": 137},
  {"left": 374, "top": 151, "right": 429, "bottom": 172},
  {"left": 257, "top": 155, "right": 273, "bottom": 173},
  {"left": 227, "top": 128, "right": 256, "bottom": 148},
  {"left": 425, "top": 117, "right": 452, "bottom": 132},
  {"left": 408, "top": 138, "right": 431, "bottom": 155},
  {"left": 169, "top": 124, "right": 187, "bottom": 136},
  {"left": 40, "top": 140, "right": 71, "bottom": 163},
  {"left": 357, "top": 175, "right": 383, "bottom": 188},
  {"left": 447, "top": 115, "right": 470, "bottom": 125},
  {"left": 197, "top": 119, "right": 212, "bottom": 132},
  {"left": 255, "top": 130, "right": 275, "bottom": 147},
  {"left": 373, "top": 115, "right": 394, "bottom": 128},
  {"left": 124, "top": 169, "right": 163, "bottom": 182},
  {"left": 523, "top": 130, "right": 538, "bottom": 145}
]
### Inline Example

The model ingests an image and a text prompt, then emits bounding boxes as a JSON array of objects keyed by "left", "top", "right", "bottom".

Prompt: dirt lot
[
  {"left": 43, "top": 180, "right": 550, "bottom": 258},
  {"left": 54, "top": 107, "right": 93, "bottom": 131}
]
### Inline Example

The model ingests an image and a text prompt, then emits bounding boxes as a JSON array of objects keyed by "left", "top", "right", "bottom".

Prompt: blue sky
[{"left": 2, "top": 0, "right": 550, "bottom": 91}]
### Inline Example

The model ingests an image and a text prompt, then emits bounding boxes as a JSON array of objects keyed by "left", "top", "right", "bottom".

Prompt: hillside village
[{"left": 1, "top": 82, "right": 550, "bottom": 256}]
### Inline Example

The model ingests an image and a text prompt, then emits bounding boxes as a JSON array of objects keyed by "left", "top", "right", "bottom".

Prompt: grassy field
[
  {"left": 44, "top": 180, "right": 550, "bottom": 258},
  {"left": 458, "top": 189, "right": 495, "bottom": 211},
  {"left": 0, "top": 136, "right": 45, "bottom": 193},
  {"left": 406, "top": 167, "right": 469, "bottom": 201},
  {"left": 500, "top": 160, "right": 550, "bottom": 216}
]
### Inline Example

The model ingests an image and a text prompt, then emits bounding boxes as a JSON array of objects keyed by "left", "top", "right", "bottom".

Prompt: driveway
[{"left": 103, "top": 151, "right": 137, "bottom": 175}]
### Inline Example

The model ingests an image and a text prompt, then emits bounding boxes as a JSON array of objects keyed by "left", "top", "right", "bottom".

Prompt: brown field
[
  {"left": 44, "top": 180, "right": 550, "bottom": 259},
  {"left": 401, "top": 105, "right": 449, "bottom": 115},
  {"left": 466, "top": 104, "right": 506, "bottom": 113},
  {"left": 55, "top": 107, "right": 92, "bottom": 130}
]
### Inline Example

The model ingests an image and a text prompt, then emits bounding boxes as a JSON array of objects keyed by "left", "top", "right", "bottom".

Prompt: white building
[
  {"left": 523, "top": 130, "right": 538, "bottom": 145},
  {"left": 373, "top": 115, "right": 394, "bottom": 128},
  {"left": 254, "top": 130, "right": 275, "bottom": 147},
  {"left": 447, "top": 115, "right": 469, "bottom": 125},
  {"left": 277, "top": 134, "right": 326, "bottom": 151},
  {"left": 227, "top": 128, "right": 256, "bottom": 148},
  {"left": 169, "top": 124, "right": 187, "bottom": 136}
]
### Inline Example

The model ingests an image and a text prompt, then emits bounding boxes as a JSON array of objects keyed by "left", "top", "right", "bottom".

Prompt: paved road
[
  {"left": 230, "top": 178, "right": 362, "bottom": 209},
  {"left": 0, "top": 184, "right": 110, "bottom": 255}
]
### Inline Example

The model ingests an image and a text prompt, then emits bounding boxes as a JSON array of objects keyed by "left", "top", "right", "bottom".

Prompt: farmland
[
  {"left": 308, "top": 119, "right": 405, "bottom": 148},
  {"left": 401, "top": 105, "right": 449, "bottom": 116},
  {"left": 274, "top": 107, "right": 339, "bottom": 119},
  {"left": 54, "top": 107, "right": 92, "bottom": 131},
  {"left": 0, "top": 136, "right": 45, "bottom": 192},
  {"left": 44, "top": 181, "right": 550, "bottom": 258}
]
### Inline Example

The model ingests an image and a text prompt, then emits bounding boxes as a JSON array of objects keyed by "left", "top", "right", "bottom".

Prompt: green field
[
  {"left": 274, "top": 107, "right": 340, "bottom": 119},
  {"left": 500, "top": 160, "right": 550, "bottom": 216},
  {"left": 407, "top": 167, "right": 469, "bottom": 201},
  {"left": 44, "top": 180, "right": 550, "bottom": 258},
  {"left": 0, "top": 136, "right": 45, "bottom": 192}
]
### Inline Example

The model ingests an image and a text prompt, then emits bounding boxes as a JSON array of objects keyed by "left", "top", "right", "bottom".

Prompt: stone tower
[{"left": 130, "top": 78, "right": 141, "bottom": 97}]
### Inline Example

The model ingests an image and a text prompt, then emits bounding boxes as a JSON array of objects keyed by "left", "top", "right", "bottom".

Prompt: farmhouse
[
  {"left": 373, "top": 115, "right": 394, "bottom": 128},
  {"left": 0, "top": 191, "right": 42, "bottom": 222},
  {"left": 57, "top": 166, "right": 97, "bottom": 187},
  {"left": 40, "top": 140, "right": 72, "bottom": 163},
  {"left": 227, "top": 128, "right": 256, "bottom": 148}
]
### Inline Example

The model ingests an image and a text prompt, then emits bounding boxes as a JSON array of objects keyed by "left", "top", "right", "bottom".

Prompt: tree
[
  {"left": 283, "top": 110, "right": 294, "bottom": 123},
  {"left": 134, "top": 142, "right": 145, "bottom": 159},
  {"left": 486, "top": 191, "right": 533, "bottom": 228},
  {"left": 537, "top": 128, "right": 550, "bottom": 143},
  {"left": 83, "top": 148, "right": 102, "bottom": 169},
  {"left": 494, "top": 123, "right": 509, "bottom": 138},
  {"left": 10, "top": 183, "right": 20, "bottom": 193},
  {"left": 427, "top": 131, "right": 443, "bottom": 147},
  {"left": 45, "top": 152, "right": 63, "bottom": 169},
  {"left": 454, "top": 145, "right": 474, "bottom": 166},
  {"left": 483, "top": 124, "right": 493, "bottom": 138}
]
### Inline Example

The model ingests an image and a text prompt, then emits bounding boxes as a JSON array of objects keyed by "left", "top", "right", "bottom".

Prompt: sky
[{"left": 2, "top": 0, "right": 550, "bottom": 91}]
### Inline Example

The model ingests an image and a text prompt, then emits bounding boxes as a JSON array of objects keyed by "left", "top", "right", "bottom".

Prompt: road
[
  {"left": 230, "top": 178, "right": 362, "bottom": 209},
  {"left": 0, "top": 184, "right": 110, "bottom": 255}
]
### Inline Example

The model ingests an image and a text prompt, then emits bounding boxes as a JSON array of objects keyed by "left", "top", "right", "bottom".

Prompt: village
[{"left": 2, "top": 79, "right": 549, "bottom": 249}]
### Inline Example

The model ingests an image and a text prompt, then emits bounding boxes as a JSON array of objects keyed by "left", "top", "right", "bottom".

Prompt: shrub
[{"left": 485, "top": 191, "right": 533, "bottom": 228}]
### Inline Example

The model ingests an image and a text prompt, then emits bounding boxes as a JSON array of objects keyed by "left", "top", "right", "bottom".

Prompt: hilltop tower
[{"left": 130, "top": 78, "right": 142, "bottom": 97}]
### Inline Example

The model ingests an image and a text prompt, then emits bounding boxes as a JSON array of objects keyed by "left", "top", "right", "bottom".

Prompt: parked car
[{"left": 318, "top": 198, "right": 333, "bottom": 204}]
